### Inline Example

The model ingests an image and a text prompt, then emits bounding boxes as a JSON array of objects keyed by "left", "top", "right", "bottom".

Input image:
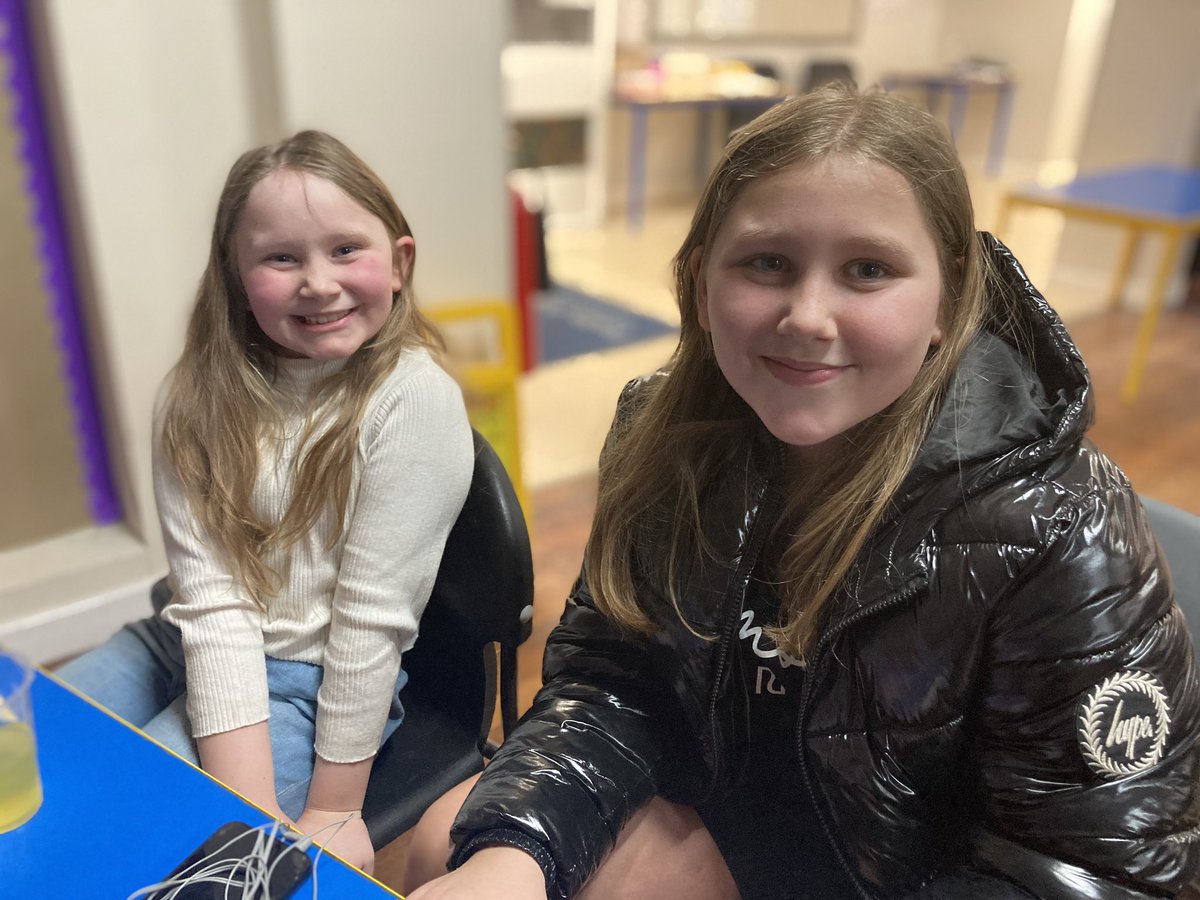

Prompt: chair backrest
[
  {"left": 365, "top": 428, "right": 534, "bottom": 846},
  {"left": 1141, "top": 496, "right": 1200, "bottom": 660},
  {"left": 802, "top": 60, "right": 856, "bottom": 93},
  {"left": 434, "top": 429, "right": 534, "bottom": 650},
  {"left": 396, "top": 428, "right": 535, "bottom": 744}
]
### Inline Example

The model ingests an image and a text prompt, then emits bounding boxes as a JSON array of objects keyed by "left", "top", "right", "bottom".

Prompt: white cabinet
[{"left": 503, "top": 1, "right": 616, "bottom": 228}]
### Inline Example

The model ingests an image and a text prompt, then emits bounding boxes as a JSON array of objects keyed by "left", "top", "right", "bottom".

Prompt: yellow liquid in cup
[{"left": 0, "top": 722, "right": 43, "bottom": 832}]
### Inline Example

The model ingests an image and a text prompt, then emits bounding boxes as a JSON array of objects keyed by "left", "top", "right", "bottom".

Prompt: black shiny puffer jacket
[{"left": 451, "top": 237, "right": 1200, "bottom": 898}]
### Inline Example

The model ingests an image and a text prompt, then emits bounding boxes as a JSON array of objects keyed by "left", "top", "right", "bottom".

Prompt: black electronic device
[{"left": 145, "top": 820, "right": 312, "bottom": 899}]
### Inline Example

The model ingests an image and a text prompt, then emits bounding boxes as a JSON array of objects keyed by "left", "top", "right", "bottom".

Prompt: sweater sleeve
[
  {"left": 153, "top": 395, "right": 270, "bottom": 739},
  {"left": 313, "top": 359, "right": 474, "bottom": 763}
]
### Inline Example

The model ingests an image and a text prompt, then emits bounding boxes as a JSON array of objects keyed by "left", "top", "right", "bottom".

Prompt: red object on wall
[{"left": 511, "top": 187, "right": 541, "bottom": 371}]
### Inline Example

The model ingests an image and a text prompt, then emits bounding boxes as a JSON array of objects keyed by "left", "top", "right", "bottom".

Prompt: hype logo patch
[{"left": 1077, "top": 670, "right": 1172, "bottom": 779}]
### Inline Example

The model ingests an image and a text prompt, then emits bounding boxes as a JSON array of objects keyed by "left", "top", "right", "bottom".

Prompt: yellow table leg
[
  {"left": 1120, "top": 228, "right": 1183, "bottom": 403},
  {"left": 1106, "top": 227, "right": 1141, "bottom": 312}
]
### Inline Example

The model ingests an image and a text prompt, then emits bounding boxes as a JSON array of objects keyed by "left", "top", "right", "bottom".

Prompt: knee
[
  {"left": 401, "top": 775, "right": 479, "bottom": 894},
  {"left": 580, "top": 798, "right": 737, "bottom": 900}
]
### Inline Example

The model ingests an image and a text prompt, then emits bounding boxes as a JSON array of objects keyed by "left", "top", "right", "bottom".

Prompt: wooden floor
[
  {"left": 372, "top": 303, "right": 1200, "bottom": 893},
  {"left": 1070, "top": 306, "right": 1200, "bottom": 512}
]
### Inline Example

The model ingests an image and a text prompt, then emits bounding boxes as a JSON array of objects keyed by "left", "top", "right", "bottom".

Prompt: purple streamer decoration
[{"left": 0, "top": 0, "right": 121, "bottom": 525}]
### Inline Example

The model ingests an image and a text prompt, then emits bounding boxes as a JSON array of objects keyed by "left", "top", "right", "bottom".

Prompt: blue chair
[{"left": 1141, "top": 496, "right": 1200, "bottom": 661}]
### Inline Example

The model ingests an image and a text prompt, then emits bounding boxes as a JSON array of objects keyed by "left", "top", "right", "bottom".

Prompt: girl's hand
[
  {"left": 295, "top": 807, "right": 375, "bottom": 874},
  {"left": 297, "top": 755, "right": 376, "bottom": 871},
  {"left": 407, "top": 846, "right": 547, "bottom": 899}
]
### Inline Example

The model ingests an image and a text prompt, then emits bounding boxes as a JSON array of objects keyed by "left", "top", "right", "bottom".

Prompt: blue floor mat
[{"left": 535, "top": 283, "right": 677, "bottom": 365}]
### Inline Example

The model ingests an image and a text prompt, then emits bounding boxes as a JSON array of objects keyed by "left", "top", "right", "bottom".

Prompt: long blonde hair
[
  {"left": 160, "top": 130, "right": 441, "bottom": 607},
  {"left": 584, "top": 86, "right": 994, "bottom": 657}
]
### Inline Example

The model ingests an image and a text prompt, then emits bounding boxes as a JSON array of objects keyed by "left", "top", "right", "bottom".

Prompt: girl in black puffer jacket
[{"left": 406, "top": 86, "right": 1200, "bottom": 900}]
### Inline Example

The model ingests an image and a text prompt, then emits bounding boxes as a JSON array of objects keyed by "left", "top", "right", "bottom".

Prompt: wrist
[
  {"left": 454, "top": 829, "right": 559, "bottom": 899},
  {"left": 304, "top": 755, "right": 372, "bottom": 815},
  {"left": 297, "top": 806, "right": 363, "bottom": 829},
  {"left": 301, "top": 805, "right": 362, "bottom": 816},
  {"left": 461, "top": 846, "right": 547, "bottom": 890}
]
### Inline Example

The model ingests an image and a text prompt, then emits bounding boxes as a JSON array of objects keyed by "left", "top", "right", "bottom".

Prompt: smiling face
[
  {"left": 694, "top": 155, "right": 946, "bottom": 462},
  {"left": 234, "top": 169, "right": 413, "bottom": 360}
]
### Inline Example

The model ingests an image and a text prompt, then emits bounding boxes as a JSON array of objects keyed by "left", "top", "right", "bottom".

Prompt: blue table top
[
  {"left": 1011, "top": 164, "right": 1200, "bottom": 220},
  {"left": 0, "top": 671, "right": 398, "bottom": 899}
]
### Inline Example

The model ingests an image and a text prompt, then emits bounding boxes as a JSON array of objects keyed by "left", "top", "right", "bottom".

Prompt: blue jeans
[{"left": 56, "top": 615, "right": 406, "bottom": 820}]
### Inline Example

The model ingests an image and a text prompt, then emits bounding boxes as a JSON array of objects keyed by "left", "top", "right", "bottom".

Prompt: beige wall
[
  {"left": 0, "top": 50, "right": 89, "bottom": 549},
  {"left": 0, "top": 0, "right": 258, "bottom": 657},
  {"left": 1079, "top": 0, "right": 1200, "bottom": 170},
  {"left": 1049, "top": 0, "right": 1200, "bottom": 307},
  {"left": 937, "top": 0, "right": 1075, "bottom": 175},
  {"left": 270, "top": 1, "right": 509, "bottom": 308},
  {"left": 0, "top": 1, "right": 509, "bottom": 662}
]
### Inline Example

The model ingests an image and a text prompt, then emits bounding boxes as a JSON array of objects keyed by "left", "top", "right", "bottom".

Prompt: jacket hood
[{"left": 898, "top": 233, "right": 1094, "bottom": 505}]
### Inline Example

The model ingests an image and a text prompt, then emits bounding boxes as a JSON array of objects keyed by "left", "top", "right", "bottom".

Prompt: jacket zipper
[
  {"left": 795, "top": 581, "right": 926, "bottom": 900},
  {"left": 701, "top": 470, "right": 779, "bottom": 792}
]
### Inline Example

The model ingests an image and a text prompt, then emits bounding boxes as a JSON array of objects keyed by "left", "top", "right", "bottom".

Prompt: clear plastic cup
[{"left": 0, "top": 646, "right": 42, "bottom": 832}]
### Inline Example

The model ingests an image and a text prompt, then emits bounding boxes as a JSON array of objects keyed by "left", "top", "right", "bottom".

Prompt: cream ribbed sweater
[{"left": 156, "top": 347, "right": 473, "bottom": 763}]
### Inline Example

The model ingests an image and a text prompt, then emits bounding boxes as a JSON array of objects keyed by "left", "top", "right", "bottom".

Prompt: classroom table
[
  {"left": 996, "top": 164, "right": 1200, "bottom": 401},
  {"left": 880, "top": 71, "right": 1016, "bottom": 175},
  {"left": 612, "top": 93, "right": 789, "bottom": 231},
  {"left": 0, "top": 670, "right": 400, "bottom": 899}
]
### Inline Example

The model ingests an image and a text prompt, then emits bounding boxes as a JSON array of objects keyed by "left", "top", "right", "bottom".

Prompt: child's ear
[
  {"left": 931, "top": 257, "right": 964, "bottom": 346},
  {"left": 926, "top": 309, "right": 945, "bottom": 348},
  {"left": 689, "top": 246, "right": 710, "bottom": 331},
  {"left": 392, "top": 236, "right": 416, "bottom": 293}
]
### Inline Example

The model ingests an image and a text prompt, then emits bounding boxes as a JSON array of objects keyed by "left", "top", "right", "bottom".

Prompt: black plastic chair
[
  {"left": 149, "top": 429, "right": 534, "bottom": 848},
  {"left": 1142, "top": 496, "right": 1200, "bottom": 663},
  {"left": 801, "top": 60, "right": 856, "bottom": 93},
  {"left": 362, "top": 428, "right": 534, "bottom": 846}
]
